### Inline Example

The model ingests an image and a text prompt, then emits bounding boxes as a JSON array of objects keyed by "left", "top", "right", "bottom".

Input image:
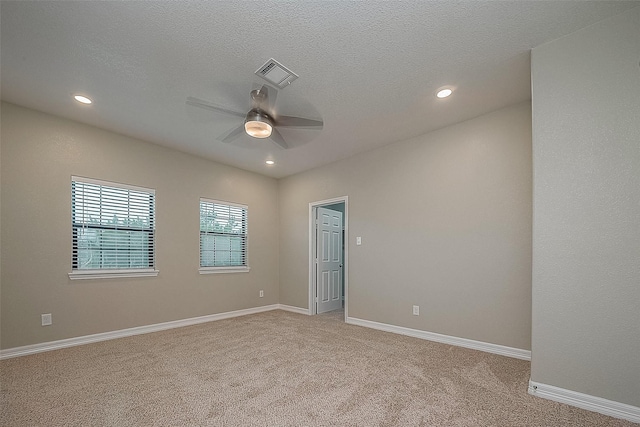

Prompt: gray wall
[
  {"left": 531, "top": 7, "right": 640, "bottom": 406},
  {"left": 0, "top": 103, "right": 279, "bottom": 349},
  {"left": 279, "top": 102, "right": 532, "bottom": 351}
]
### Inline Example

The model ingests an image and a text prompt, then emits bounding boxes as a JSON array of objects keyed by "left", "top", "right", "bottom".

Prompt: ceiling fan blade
[
  {"left": 276, "top": 115, "right": 323, "bottom": 128},
  {"left": 218, "top": 124, "right": 246, "bottom": 143},
  {"left": 269, "top": 128, "right": 288, "bottom": 149},
  {"left": 186, "top": 96, "right": 246, "bottom": 118}
]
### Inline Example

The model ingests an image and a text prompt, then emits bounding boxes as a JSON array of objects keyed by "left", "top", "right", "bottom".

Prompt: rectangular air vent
[{"left": 255, "top": 58, "right": 298, "bottom": 89}]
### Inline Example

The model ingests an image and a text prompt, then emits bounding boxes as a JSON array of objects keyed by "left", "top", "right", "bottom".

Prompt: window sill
[
  {"left": 68, "top": 269, "right": 159, "bottom": 280},
  {"left": 199, "top": 266, "right": 250, "bottom": 275}
]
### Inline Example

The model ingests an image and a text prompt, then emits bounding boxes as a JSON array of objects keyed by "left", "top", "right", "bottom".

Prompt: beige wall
[
  {"left": 0, "top": 102, "right": 279, "bottom": 349},
  {"left": 279, "top": 102, "right": 532, "bottom": 351},
  {"left": 531, "top": 8, "right": 640, "bottom": 406},
  {"left": 0, "top": 108, "right": 3, "bottom": 340},
  {"left": 2, "top": 100, "right": 533, "bottom": 354}
]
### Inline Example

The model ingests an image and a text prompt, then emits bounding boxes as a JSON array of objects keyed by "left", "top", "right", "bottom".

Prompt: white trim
[
  {"left": 277, "top": 304, "right": 310, "bottom": 315},
  {"left": 528, "top": 380, "right": 640, "bottom": 423},
  {"left": 346, "top": 316, "right": 531, "bottom": 360},
  {"left": 308, "top": 196, "right": 349, "bottom": 319},
  {"left": 0, "top": 304, "right": 279, "bottom": 360},
  {"left": 199, "top": 266, "right": 250, "bottom": 274},
  {"left": 69, "top": 269, "right": 159, "bottom": 280}
]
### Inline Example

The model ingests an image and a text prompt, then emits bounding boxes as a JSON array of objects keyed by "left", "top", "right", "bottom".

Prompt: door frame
[{"left": 308, "top": 196, "right": 348, "bottom": 319}]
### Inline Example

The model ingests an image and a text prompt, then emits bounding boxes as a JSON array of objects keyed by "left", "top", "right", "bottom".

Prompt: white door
[{"left": 316, "top": 207, "right": 343, "bottom": 314}]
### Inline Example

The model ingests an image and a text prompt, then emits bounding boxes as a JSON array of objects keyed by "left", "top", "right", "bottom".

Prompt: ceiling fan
[{"left": 186, "top": 85, "right": 323, "bottom": 149}]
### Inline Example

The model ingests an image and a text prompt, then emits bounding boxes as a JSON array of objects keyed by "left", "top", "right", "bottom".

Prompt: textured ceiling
[{"left": 1, "top": 1, "right": 637, "bottom": 178}]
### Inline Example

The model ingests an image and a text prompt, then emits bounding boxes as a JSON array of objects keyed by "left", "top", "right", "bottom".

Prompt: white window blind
[
  {"left": 71, "top": 177, "right": 155, "bottom": 271},
  {"left": 200, "top": 198, "right": 248, "bottom": 269}
]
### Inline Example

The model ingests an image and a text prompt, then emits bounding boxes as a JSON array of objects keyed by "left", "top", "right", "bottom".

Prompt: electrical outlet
[
  {"left": 412, "top": 305, "right": 419, "bottom": 316},
  {"left": 41, "top": 313, "right": 52, "bottom": 326},
  {"left": 259, "top": 290, "right": 264, "bottom": 298},
  {"left": 356, "top": 236, "right": 362, "bottom": 246}
]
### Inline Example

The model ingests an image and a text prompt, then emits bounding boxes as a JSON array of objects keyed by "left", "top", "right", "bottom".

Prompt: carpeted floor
[{"left": 0, "top": 309, "right": 634, "bottom": 426}]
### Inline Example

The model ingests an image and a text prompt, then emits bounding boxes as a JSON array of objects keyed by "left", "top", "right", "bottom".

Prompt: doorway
[{"left": 309, "top": 196, "right": 348, "bottom": 320}]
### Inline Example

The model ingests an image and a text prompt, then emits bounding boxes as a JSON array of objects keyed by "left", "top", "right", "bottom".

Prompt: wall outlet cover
[{"left": 41, "top": 313, "right": 52, "bottom": 326}]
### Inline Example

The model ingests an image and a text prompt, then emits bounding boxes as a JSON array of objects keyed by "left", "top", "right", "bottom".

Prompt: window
[
  {"left": 69, "top": 176, "right": 158, "bottom": 280},
  {"left": 199, "top": 198, "right": 249, "bottom": 274}
]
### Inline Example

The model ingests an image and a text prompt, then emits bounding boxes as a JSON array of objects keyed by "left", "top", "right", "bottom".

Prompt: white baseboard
[
  {"left": 0, "top": 306, "right": 528, "bottom": 362},
  {"left": 277, "top": 304, "right": 310, "bottom": 315},
  {"left": 346, "top": 316, "right": 531, "bottom": 361},
  {"left": 0, "top": 304, "right": 280, "bottom": 360},
  {"left": 528, "top": 380, "right": 640, "bottom": 423}
]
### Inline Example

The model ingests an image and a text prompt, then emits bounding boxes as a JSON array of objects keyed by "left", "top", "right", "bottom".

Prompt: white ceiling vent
[{"left": 255, "top": 58, "right": 298, "bottom": 89}]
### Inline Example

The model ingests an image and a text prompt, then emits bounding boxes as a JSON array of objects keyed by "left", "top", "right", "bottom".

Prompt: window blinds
[
  {"left": 199, "top": 199, "right": 247, "bottom": 268},
  {"left": 71, "top": 177, "right": 155, "bottom": 270}
]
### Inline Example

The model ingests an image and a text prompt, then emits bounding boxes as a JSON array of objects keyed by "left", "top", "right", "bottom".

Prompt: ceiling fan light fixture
[{"left": 245, "top": 111, "right": 273, "bottom": 138}]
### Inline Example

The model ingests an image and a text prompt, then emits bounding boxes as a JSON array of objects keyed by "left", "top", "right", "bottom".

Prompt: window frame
[
  {"left": 68, "top": 176, "right": 159, "bottom": 280},
  {"left": 199, "top": 197, "right": 250, "bottom": 274}
]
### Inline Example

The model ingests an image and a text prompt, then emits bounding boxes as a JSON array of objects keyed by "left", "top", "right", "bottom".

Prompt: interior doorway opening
[{"left": 309, "top": 197, "right": 348, "bottom": 320}]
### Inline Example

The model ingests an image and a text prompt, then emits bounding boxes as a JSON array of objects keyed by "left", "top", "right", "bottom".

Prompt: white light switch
[{"left": 356, "top": 237, "right": 362, "bottom": 245}]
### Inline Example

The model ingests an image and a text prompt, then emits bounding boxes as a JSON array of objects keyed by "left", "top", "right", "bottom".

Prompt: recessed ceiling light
[
  {"left": 74, "top": 95, "right": 92, "bottom": 104},
  {"left": 265, "top": 160, "right": 275, "bottom": 165},
  {"left": 436, "top": 88, "right": 452, "bottom": 99}
]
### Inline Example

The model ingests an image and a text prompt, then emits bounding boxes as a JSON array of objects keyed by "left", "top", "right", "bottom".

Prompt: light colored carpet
[{"left": 0, "top": 309, "right": 634, "bottom": 426}]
